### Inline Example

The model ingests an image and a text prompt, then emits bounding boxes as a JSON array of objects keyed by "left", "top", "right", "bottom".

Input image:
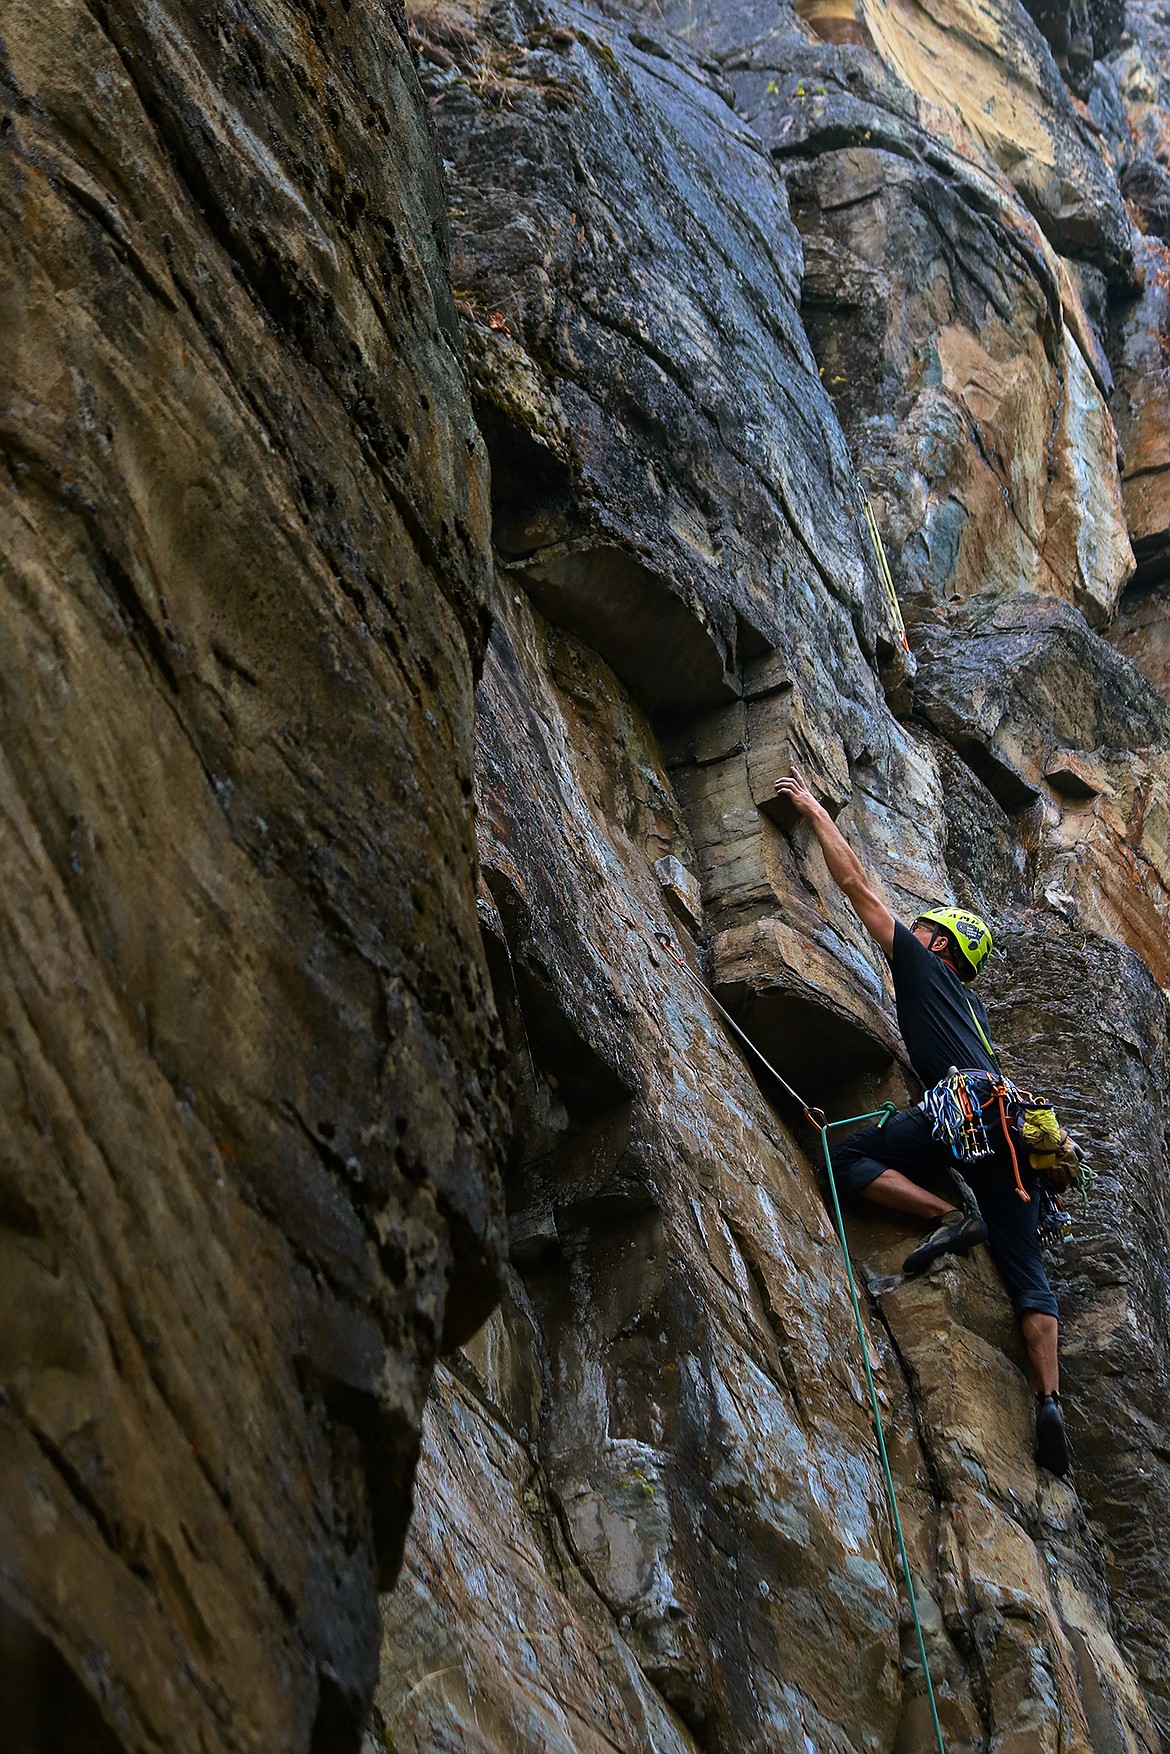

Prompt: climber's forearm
[
  {"left": 804, "top": 805, "right": 896, "bottom": 956},
  {"left": 806, "top": 804, "right": 867, "bottom": 894}
]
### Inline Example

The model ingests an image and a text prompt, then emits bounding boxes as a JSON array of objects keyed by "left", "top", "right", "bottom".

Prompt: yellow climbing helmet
[{"left": 914, "top": 905, "right": 993, "bottom": 981}]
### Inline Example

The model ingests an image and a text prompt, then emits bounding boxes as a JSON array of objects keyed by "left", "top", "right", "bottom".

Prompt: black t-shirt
[{"left": 887, "top": 920, "right": 999, "bottom": 1089}]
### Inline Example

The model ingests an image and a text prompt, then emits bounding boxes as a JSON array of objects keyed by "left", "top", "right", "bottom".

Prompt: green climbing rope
[
  {"left": 655, "top": 932, "right": 947, "bottom": 1748},
  {"left": 818, "top": 1105, "right": 947, "bottom": 1754}
]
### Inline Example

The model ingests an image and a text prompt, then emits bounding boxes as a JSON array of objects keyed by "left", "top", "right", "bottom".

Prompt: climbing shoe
[
  {"left": 1035, "top": 1393, "right": 1070, "bottom": 1477},
  {"left": 902, "top": 1207, "right": 988, "bottom": 1276}
]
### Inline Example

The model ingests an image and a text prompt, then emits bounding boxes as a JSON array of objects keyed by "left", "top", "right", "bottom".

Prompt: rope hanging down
[
  {"left": 656, "top": 933, "right": 827, "bottom": 1129},
  {"left": 853, "top": 478, "right": 909, "bottom": 655},
  {"left": 657, "top": 933, "right": 947, "bottom": 1754}
]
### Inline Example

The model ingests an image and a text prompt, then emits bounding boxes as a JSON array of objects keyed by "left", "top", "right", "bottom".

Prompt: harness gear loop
[{"left": 993, "top": 1084, "right": 1032, "bottom": 1202}]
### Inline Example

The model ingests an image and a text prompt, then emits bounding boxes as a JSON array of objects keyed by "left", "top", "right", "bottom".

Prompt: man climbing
[{"left": 773, "top": 767, "right": 1069, "bottom": 1477}]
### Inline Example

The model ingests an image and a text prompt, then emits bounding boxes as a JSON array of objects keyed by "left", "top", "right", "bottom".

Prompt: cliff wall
[
  {"left": 2, "top": 0, "right": 1170, "bottom": 1751},
  {"left": 0, "top": 2, "right": 506, "bottom": 1746},
  {"left": 377, "top": 0, "right": 1170, "bottom": 1748}
]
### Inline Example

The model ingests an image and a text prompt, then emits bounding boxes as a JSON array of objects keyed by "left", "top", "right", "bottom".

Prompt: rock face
[
  {"left": 0, "top": 4, "right": 506, "bottom": 1751},
  {"left": 7, "top": 0, "right": 1170, "bottom": 1752},
  {"left": 731, "top": 37, "right": 1133, "bottom": 630},
  {"left": 374, "top": 0, "right": 1170, "bottom": 1751}
]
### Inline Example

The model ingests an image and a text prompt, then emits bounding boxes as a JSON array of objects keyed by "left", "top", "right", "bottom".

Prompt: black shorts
[{"left": 829, "top": 1104, "right": 1058, "bottom": 1319}]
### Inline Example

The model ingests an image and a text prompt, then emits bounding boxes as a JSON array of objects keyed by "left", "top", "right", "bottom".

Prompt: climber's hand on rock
[{"left": 774, "top": 767, "right": 820, "bottom": 818}]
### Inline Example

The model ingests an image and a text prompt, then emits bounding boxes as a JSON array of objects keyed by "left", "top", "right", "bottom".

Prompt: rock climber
[{"left": 773, "top": 766, "right": 1069, "bottom": 1477}]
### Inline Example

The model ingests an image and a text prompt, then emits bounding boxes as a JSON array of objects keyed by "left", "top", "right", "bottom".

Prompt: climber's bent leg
[
  {"left": 858, "top": 1169, "right": 954, "bottom": 1220},
  {"left": 830, "top": 1107, "right": 988, "bottom": 1265},
  {"left": 830, "top": 1106, "right": 958, "bottom": 1214}
]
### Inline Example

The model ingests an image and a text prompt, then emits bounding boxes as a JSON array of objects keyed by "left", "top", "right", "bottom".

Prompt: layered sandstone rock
[
  {"left": 858, "top": 0, "right": 1132, "bottom": 270},
  {"left": 0, "top": 3, "right": 505, "bottom": 1750},
  {"left": 730, "top": 37, "right": 1134, "bottom": 629}
]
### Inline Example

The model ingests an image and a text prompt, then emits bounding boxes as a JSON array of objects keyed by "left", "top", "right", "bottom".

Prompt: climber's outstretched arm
[{"left": 773, "top": 767, "right": 896, "bottom": 957}]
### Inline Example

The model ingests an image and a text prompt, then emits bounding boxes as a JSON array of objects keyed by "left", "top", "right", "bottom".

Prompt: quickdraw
[
  {"left": 922, "top": 1069, "right": 994, "bottom": 1161},
  {"left": 923, "top": 1069, "right": 1032, "bottom": 1201}
]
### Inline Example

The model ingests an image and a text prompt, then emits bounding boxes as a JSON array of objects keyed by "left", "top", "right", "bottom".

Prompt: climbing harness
[
  {"left": 921, "top": 1063, "right": 1096, "bottom": 1231},
  {"left": 656, "top": 933, "right": 948, "bottom": 1754},
  {"left": 919, "top": 1064, "right": 1031, "bottom": 1202}
]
